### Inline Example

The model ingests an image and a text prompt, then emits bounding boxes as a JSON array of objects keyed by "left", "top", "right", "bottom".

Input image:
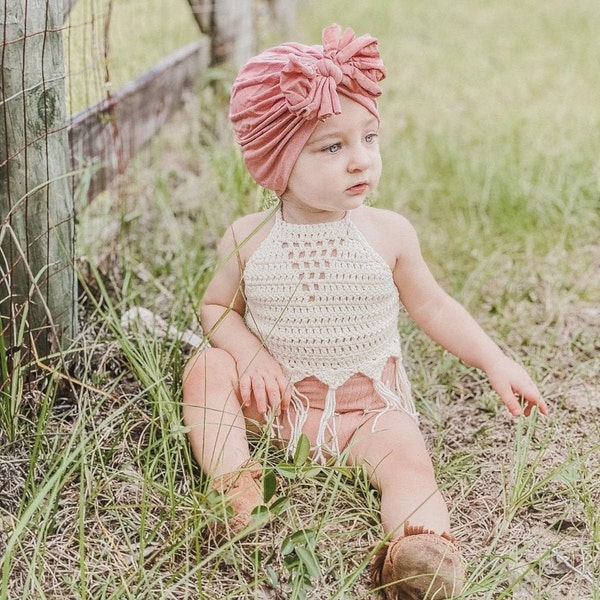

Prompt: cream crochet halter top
[{"left": 243, "top": 209, "right": 417, "bottom": 460}]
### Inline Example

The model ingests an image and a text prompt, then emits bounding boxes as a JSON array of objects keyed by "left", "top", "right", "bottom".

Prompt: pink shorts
[{"left": 276, "top": 359, "right": 398, "bottom": 456}]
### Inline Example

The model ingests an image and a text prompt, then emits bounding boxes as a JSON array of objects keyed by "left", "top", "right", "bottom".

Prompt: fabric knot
[
  {"left": 280, "top": 25, "right": 385, "bottom": 122},
  {"left": 280, "top": 54, "right": 343, "bottom": 121},
  {"left": 316, "top": 57, "right": 343, "bottom": 81}
]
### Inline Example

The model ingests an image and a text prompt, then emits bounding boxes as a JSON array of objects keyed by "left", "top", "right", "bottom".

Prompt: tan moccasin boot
[{"left": 370, "top": 522, "right": 465, "bottom": 599}]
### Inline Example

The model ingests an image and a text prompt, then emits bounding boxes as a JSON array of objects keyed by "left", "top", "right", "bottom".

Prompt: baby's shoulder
[
  {"left": 220, "top": 210, "right": 276, "bottom": 261},
  {"left": 353, "top": 206, "right": 419, "bottom": 266},
  {"left": 355, "top": 205, "right": 417, "bottom": 241},
  {"left": 229, "top": 210, "right": 275, "bottom": 235}
]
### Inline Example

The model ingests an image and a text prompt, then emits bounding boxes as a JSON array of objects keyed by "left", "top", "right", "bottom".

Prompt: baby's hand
[
  {"left": 235, "top": 347, "right": 291, "bottom": 417},
  {"left": 486, "top": 356, "right": 548, "bottom": 417}
]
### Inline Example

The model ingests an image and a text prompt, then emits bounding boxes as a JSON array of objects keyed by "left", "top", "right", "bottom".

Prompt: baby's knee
[
  {"left": 182, "top": 347, "right": 237, "bottom": 399},
  {"left": 376, "top": 447, "right": 437, "bottom": 485}
]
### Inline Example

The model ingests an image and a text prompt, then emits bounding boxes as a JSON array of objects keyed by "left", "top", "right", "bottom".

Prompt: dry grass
[{"left": 2, "top": 0, "right": 600, "bottom": 598}]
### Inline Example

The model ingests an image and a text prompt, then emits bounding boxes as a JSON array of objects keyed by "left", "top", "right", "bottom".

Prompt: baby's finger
[
  {"left": 524, "top": 395, "right": 548, "bottom": 417},
  {"left": 238, "top": 374, "right": 253, "bottom": 407},
  {"left": 251, "top": 378, "right": 268, "bottom": 416},
  {"left": 490, "top": 378, "right": 523, "bottom": 417},
  {"left": 513, "top": 381, "right": 548, "bottom": 417},
  {"left": 494, "top": 381, "right": 522, "bottom": 416},
  {"left": 536, "top": 396, "right": 549, "bottom": 415},
  {"left": 278, "top": 375, "right": 292, "bottom": 412},
  {"left": 505, "top": 394, "right": 523, "bottom": 417},
  {"left": 265, "top": 379, "right": 282, "bottom": 416}
]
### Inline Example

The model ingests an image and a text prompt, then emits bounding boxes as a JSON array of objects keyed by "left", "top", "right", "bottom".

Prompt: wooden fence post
[
  {"left": 187, "top": 0, "right": 254, "bottom": 66},
  {"left": 0, "top": 0, "right": 76, "bottom": 358}
]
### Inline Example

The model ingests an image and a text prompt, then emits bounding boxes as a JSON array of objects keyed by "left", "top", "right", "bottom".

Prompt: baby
[{"left": 182, "top": 24, "right": 548, "bottom": 599}]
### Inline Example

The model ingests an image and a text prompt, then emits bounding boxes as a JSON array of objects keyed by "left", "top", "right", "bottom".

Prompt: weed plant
[{"left": 1, "top": 0, "right": 600, "bottom": 598}]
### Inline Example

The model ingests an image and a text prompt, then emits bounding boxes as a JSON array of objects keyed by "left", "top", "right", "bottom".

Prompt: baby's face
[{"left": 281, "top": 96, "right": 382, "bottom": 223}]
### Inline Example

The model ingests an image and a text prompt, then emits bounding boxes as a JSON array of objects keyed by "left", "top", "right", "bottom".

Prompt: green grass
[
  {"left": 2, "top": 0, "right": 600, "bottom": 598},
  {"left": 64, "top": 0, "right": 200, "bottom": 114}
]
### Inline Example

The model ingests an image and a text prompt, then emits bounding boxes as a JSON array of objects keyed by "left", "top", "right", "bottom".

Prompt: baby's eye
[
  {"left": 324, "top": 143, "right": 341, "bottom": 153},
  {"left": 365, "top": 132, "right": 378, "bottom": 143}
]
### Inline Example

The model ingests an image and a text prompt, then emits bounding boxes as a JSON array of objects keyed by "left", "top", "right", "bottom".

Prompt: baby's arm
[
  {"left": 200, "top": 221, "right": 291, "bottom": 416},
  {"left": 391, "top": 216, "right": 548, "bottom": 417}
]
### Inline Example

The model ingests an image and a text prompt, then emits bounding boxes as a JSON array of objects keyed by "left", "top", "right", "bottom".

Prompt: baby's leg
[
  {"left": 350, "top": 411, "right": 466, "bottom": 597},
  {"left": 183, "top": 348, "right": 276, "bottom": 535},
  {"left": 182, "top": 347, "right": 252, "bottom": 478},
  {"left": 347, "top": 410, "right": 450, "bottom": 537}
]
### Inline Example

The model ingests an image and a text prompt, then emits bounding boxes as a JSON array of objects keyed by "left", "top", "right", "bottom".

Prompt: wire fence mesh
[{"left": 1, "top": 0, "right": 292, "bottom": 380}]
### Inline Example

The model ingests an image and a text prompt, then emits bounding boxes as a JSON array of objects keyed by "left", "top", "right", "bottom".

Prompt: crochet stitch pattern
[{"left": 243, "top": 210, "right": 417, "bottom": 461}]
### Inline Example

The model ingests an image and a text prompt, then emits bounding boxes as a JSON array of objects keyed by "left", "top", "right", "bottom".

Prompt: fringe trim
[
  {"left": 286, "top": 386, "right": 310, "bottom": 457},
  {"left": 369, "top": 357, "right": 419, "bottom": 432},
  {"left": 284, "top": 357, "right": 418, "bottom": 463},
  {"left": 314, "top": 387, "right": 340, "bottom": 464},
  {"left": 285, "top": 384, "right": 341, "bottom": 465}
]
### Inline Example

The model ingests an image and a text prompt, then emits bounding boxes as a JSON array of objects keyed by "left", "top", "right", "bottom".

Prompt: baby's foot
[{"left": 211, "top": 460, "right": 271, "bottom": 536}]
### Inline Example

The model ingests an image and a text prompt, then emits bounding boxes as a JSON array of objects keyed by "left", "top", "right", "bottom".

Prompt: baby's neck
[{"left": 280, "top": 203, "right": 347, "bottom": 225}]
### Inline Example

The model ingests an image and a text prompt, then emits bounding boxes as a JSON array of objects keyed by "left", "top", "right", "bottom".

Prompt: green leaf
[
  {"left": 294, "top": 433, "right": 311, "bottom": 466},
  {"left": 290, "top": 528, "right": 317, "bottom": 547},
  {"left": 283, "top": 553, "right": 300, "bottom": 571},
  {"left": 275, "top": 463, "right": 298, "bottom": 478},
  {"left": 266, "top": 566, "right": 278, "bottom": 587},
  {"left": 281, "top": 533, "right": 295, "bottom": 556},
  {"left": 301, "top": 466, "right": 322, "bottom": 478},
  {"left": 269, "top": 495, "right": 290, "bottom": 515},
  {"left": 263, "top": 468, "right": 277, "bottom": 503},
  {"left": 295, "top": 546, "right": 321, "bottom": 579},
  {"left": 251, "top": 504, "right": 270, "bottom": 525}
]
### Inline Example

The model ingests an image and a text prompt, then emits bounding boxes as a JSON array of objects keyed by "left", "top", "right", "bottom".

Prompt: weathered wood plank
[
  {"left": 1, "top": 0, "right": 77, "bottom": 356},
  {"left": 68, "top": 38, "right": 210, "bottom": 202}
]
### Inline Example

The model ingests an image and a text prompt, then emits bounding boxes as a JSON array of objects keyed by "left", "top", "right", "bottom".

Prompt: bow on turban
[{"left": 229, "top": 24, "right": 386, "bottom": 196}]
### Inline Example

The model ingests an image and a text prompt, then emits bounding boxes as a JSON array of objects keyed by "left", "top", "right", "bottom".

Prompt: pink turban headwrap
[{"left": 229, "top": 24, "right": 386, "bottom": 196}]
